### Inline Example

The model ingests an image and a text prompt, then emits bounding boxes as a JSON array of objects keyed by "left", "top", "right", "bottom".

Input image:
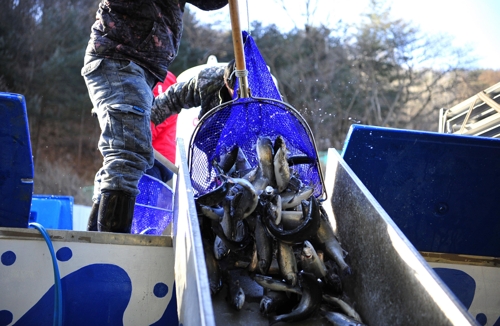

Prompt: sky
[{"left": 190, "top": 0, "right": 500, "bottom": 70}]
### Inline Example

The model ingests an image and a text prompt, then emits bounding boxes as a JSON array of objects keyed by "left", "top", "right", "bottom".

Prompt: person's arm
[
  {"left": 150, "top": 77, "right": 200, "bottom": 126},
  {"left": 151, "top": 66, "right": 226, "bottom": 125}
]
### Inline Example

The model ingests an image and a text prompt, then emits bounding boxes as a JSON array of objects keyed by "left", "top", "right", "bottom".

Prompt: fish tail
[{"left": 341, "top": 265, "right": 353, "bottom": 277}]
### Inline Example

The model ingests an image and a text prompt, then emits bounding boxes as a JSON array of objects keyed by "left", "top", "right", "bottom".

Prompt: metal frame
[
  {"left": 187, "top": 95, "right": 327, "bottom": 200},
  {"left": 439, "top": 81, "right": 500, "bottom": 138}
]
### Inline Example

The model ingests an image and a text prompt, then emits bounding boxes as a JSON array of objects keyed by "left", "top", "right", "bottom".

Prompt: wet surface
[{"left": 211, "top": 269, "right": 330, "bottom": 326}]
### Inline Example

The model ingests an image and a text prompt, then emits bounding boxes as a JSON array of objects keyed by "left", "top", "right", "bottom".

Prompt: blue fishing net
[
  {"left": 189, "top": 32, "right": 324, "bottom": 198},
  {"left": 132, "top": 174, "right": 173, "bottom": 235}
]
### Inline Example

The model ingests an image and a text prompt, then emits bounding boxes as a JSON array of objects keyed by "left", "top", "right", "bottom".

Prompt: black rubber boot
[
  {"left": 87, "top": 202, "right": 99, "bottom": 231},
  {"left": 97, "top": 190, "right": 136, "bottom": 233}
]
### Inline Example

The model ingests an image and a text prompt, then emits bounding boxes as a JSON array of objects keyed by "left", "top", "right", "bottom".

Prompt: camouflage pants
[{"left": 81, "top": 57, "right": 157, "bottom": 200}]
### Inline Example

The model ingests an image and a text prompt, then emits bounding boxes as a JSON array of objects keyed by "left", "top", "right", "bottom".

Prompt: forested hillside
[{"left": 1, "top": 0, "right": 499, "bottom": 204}]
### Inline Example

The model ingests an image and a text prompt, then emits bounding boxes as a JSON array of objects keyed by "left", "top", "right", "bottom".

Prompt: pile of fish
[{"left": 195, "top": 135, "right": 366, "bottom": 325}]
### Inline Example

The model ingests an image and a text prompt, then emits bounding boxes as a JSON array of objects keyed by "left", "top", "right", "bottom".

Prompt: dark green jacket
[{"left": 85, "top": 0, "right": 228, "bottom": 81}]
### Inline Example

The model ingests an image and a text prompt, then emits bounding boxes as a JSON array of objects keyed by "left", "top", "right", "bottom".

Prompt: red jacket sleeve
[{"left": 151, "top": 72, "right": 178, "bottom": 163}]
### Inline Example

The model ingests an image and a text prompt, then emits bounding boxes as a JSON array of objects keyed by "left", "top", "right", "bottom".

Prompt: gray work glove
[{"left": 150, "top": 93, "right": 175, "bottom": 126}]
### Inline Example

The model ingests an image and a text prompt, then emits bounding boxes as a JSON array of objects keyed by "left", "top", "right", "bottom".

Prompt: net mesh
[
  {"left": 189, "top": 32, "right": 324, "bottom": 198},
  {"left": 131, "top": 174, "right": 173, "bottom": 235}
]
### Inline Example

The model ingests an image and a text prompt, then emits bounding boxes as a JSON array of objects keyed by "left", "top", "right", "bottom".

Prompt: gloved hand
[{"left": 150, "top": 94, "right": 174, "bottom": 126}]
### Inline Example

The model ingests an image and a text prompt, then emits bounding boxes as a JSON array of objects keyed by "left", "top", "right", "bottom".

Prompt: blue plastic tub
[{"left": 30, "top": 195, "right": 74, "bottom": 230}]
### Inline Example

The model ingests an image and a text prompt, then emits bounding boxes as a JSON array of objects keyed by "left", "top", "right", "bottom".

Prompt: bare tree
[
  {"left": 344, "top": 0, "right": 475, "bottom": 133},
  {"left": 262, "top": 0, "right": 477, "bottom": 150}
]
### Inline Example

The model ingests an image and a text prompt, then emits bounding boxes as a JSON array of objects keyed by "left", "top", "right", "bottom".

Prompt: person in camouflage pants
[{"left": 81, "top": 0, "right": 228, "bottom": 233}]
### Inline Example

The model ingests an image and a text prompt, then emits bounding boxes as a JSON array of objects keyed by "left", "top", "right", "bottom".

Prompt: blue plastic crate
[{"left": 30, "top": 195, "right": 74, "bottom": 230}]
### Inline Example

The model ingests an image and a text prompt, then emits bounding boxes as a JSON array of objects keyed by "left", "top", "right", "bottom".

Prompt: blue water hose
[{"left": 29, "top": 222, "right": 63, "bottom": 326}]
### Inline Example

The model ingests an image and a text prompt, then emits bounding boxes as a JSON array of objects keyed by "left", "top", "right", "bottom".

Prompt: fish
[
  {"left": 211, "top": 158, "right": 226, "bottom": 176},
  {"left": 277, "top": 240, "right": 299, "bottom": 286},
  {"left": 281, "top": 186, "right": 314, "bottom": 209},
  {"left": 254, "top": 214, "right": 273, "bottom": 275},
  {"left": 243, "top": 211, "right": 257, "bottom": 232},
  {"left": 243, "top": 165, "right": 270, "bottom": 194},
  {"left": 222, "top": 193, "right": 248, "bottom": 242},
  {"left": 315, "top": 205, "right": 352, "bottom": 276},
  {"left": 220, "top": 197, "right": 233, "bottom": 240},
  {"left": 234, "top": 146, "right": 253, "bottom": 172},
  {"left": 210, "top": 219, "right": 249, "bottom": 252},
  {"left": 286, "top": 172, "right": 305, "bottom": 193},
  {"left": 195, "top": 175, "right": 230, "bottom": 207},
  {"left": 257, "top": 136, "right": 276, "bottom": 187},
  {"left": 300, "top": 240, "right": 327, "bottom": 278},
  {"left": 280, "top": 210, "right": 304, "bottom": 230},
  {"left": 227, "top": 177, "right": 259, "bottom": 220},
  {"left": 254, "top": 177, "right": 271, "bottom": 196},
  {"left": 324, "top": 260, "right": 343, "bottom": 294},
  {"left": 273, "top": 139, "right": 291, "bottom": 193},
  {"left": 216, "top": 144, "right": 239, "bottom": 173},
  {"left": 269, "top": 272, "right": 323, "bottom": 325},
  {"left": 213, "top": 235, "right": 230, "bottom": 260},
  {"left": 319, "top": 305, "right": 367, "bottom": 326},
  {"left": 220, "top": 196, "right": 249, "bottom": 242},
  {"left": 225, "top": 271, "right": 245, "bottom": 311},
  {"left": 322, "top": 294, "right": 364, "bottom": 323},
  {"left": 202, "top": 236, "right": 223, "bottom": 295},
  {"left": 259, "top": 295, "right": 275, "bottom": 315},
  {"left": 232, "top": 220, "right": 247, "bottom": 243},
  {"left": 268, "top": 193, "right": 282, "bottom": 225},
  {"left": 259, "top": 290, "right": 298, "bottom": 316},
  {"left": 273, "top": 135, "right": 285, "bottom": 155},
  {"left": 242, "top": 165, "right": 258, "bottom": 182},
  {"left": 253, "top": 274, "right": 302, "bottom": 295},
  {"left": 264, "top": 196, "right": 321, "bottom": 244},
  {"left": 247, "top": 241, "right": 259, "bottom": 272},
  {"left": 200, "top": 205, "right": 224, "bottom": 222},
  {"left": 260, "top": 189, "right": 282, "bottom": 225}
]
